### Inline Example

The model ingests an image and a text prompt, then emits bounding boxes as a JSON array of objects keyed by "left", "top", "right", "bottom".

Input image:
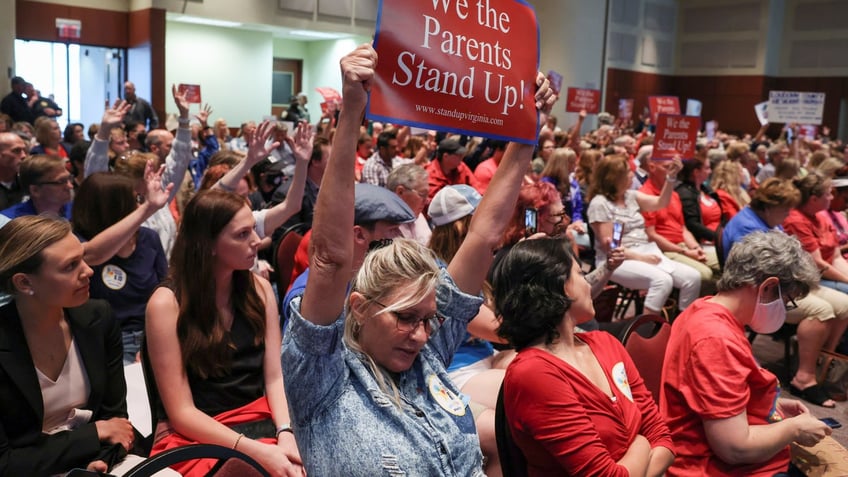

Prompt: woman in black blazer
[{"left": 0, "top": 215, "right": 134, "bottom": 475}]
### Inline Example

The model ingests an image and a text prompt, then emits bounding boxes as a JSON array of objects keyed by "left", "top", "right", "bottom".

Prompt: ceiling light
[
  {"left": 289, "top": 30, "right": 347, "bottom": 39},
  {"left": 172, "top": 15, "right": 243, "bottom": 28}
]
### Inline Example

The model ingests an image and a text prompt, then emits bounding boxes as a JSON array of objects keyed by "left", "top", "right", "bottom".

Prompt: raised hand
[
  {"left": 340, "top": 44, "right": 378, "bottom": 110},
  {"left": 534, "top": 72, "right": 556, "bottom": 134},
  {"left": 245, "top": 120, "right": 280, "bottom": 167},
  {"left": 103, "top": 100, "right": 131, "bottom": 130},
  {"left": 291, "top": 121, "right": 315, "bottom": 163},
  {"left": 666, "top": 157, "right": 683, "bottom": 179},
  {"left": 142, "top": 160, "right": 174, "bottom": 210},
  {"left": 195, "top": 103, "right": 213, "bottom": 126},
  {"left": 172, "top": 84, "right": 189, "bottom": 118}
]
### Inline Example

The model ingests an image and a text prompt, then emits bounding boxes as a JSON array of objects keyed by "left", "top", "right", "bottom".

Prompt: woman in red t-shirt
[
  {"left": 783, "top": 172, "right": 848, "bottom": 295},
  {"left": 661, "top": 231, "right": 830, "bottom": 477}
]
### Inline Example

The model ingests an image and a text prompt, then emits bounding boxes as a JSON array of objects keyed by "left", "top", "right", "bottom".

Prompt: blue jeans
[
  {"left": 122, "top": 329, "right": 144, "bottom": 365},
  {"left": 820, "top": 279, "right": 848, "bottom": 295}
]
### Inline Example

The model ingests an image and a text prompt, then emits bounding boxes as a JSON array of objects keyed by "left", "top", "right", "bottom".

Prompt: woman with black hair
[{"left": 493, "top": 238, "right": 673, "bottom": 476}]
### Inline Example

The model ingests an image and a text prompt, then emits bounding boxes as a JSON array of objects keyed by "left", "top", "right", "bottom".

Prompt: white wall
[
  {"left": 165, "top": 21, "right": 274, "bottom": 125},
  {"left": 0, "top": 0, "right": 15, "bottom": 97}
]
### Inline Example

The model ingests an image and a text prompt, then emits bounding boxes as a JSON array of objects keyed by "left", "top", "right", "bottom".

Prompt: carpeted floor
[{"left": 751, "top": 333, "right": 848, "bottom": 445}]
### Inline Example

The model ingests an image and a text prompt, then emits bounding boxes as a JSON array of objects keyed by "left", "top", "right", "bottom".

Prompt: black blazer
[
  {"left": 0, "top": 299, "right": 127, "bottom": 476},
  {"left": 676, "top": 181, "right": 724, "bottom": 243}
]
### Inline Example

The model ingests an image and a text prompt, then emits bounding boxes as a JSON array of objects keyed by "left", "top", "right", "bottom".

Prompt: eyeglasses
[
  {"left": 406, "top": 187, "right": 428, "bottom": 199},
  {"left": 785, "top": 296, "right": 798, "bottom": 312},
  {"left": 546, "top": 211, "right": 568, "bottom": 224},
  {"left": 36, "top": 176, "right": 73, "bottom": 186},
  {"left": 373, "top": 299, "right": 445, "bottom": 334}
]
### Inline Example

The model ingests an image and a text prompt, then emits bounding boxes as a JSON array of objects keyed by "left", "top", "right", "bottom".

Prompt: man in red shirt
[
  {"left": 640, "top": 157, "right": 716, "bottom": 293},
  {"left": 425, "top": 137, "right": 482, "bottom": 201},
  {"left": 472, "top": 140, "right": 507, "bottom": 194}
]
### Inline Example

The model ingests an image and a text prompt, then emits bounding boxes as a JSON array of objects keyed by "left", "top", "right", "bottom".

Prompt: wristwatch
[{"left": 276, "top": 423, "right": 294, "bottom": 437}]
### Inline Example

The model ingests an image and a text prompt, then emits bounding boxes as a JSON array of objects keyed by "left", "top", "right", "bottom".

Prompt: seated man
[
  {"left": 281, "top": 182, "right": 415, "bottom": 323},
  {"left": 426, "top": 137, "right": 482, "bottom": 201}
]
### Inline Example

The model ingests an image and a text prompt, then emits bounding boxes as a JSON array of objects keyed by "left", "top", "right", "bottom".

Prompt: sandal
[{"left": 789, "top": 383, "right": 836, "bottom": 408}]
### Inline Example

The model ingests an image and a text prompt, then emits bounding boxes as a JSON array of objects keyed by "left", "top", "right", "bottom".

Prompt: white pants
[{"left": 609, "top": 242, "right": 702, "bottom": 312}]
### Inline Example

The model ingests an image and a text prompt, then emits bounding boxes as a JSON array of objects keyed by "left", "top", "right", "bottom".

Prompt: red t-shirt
[
  {"left": 288, "top": 229, "right": 312, "bottom": 290},
  {"left": 473, "top": 158, "right": 498, "bottom": 194},
  {"left": 425, "top": 160, "right": 482, "bottom": 202},
  {"left": 714, "top": 189, "right": 741, "bottom": 223},
  {"left": 661, "top": 299, "right": 788, "bottom": 476},
  {"left": 699, "top": 193, "right": 722, "bottom": 234},
  {"left": 639, "top": 179, "right": 685, "bottom": 244},
  {"left": 504, "top": 331, "right": 673, "bottom": 477},
  {"left": 783, "top": 209, "right": 838, "bottom": 263}
]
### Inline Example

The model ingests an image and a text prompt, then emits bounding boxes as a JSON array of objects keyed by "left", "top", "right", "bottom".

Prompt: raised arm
[
  {"left": 448, "top": 73, "right": 556, "bottom": 294},
  {"left": 215, "top": 120, "right": 279, "bottom": 194},
  {"left": 259, "top": 122, "right": 312, "bottom": 234},
  {"left": 301, "top": 44, "right": 375, "bottom": 326},
  {"left": 84, "top": 100, "right": 131, "bottom": 178},
  {"left": 83, "top": 161, "right": 173, "bottom": 265},
  {"left": 635, "top": 158, "right": 682, "bottom": 212},
  {"left": 159, "top": 85, "right": 193, "bottom": 203}
]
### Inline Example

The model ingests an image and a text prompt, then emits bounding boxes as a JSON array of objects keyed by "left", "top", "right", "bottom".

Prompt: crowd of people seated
[{"left": 1, "top": 40, "right": 846, "bottom": 476}]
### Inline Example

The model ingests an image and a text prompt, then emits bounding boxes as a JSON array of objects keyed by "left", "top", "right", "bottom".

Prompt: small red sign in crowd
[
  {"left": 565, "top": 87, "right": 601, "bottom": 114},
  {"left": 652, "top": 114, "right": 700, "bottom": 160}
]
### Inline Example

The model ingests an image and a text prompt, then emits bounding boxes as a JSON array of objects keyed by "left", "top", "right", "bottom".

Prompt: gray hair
[
  {"left": 718, "top": 231, "right": 818, "bottom": 299},
  {"left": 386, "top": 163, "right": 427, "bottom": 191}
]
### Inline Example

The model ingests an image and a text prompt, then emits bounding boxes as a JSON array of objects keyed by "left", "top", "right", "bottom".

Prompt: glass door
[{"left": 14, "top": 40, "right": 125, "bottom": 130}]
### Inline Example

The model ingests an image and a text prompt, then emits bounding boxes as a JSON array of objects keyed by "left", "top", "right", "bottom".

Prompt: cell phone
[
  {"left": 821, "top": 417, "right": 842, "bottom": 429},
  {"left": 524, "top": 208, "right": 538, "bottom": 236},
  {"left": 611, "top": 222, "right": 623, "bottom": 249}
]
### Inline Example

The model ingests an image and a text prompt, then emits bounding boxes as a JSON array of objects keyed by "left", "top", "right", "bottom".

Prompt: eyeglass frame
[{"left": 372, "top": 299, "right": 445, "bottom": 334}]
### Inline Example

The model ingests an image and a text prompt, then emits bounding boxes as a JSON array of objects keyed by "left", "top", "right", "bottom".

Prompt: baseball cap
[
  {"left": 428, "top": 184, "right": 482, "bottom": 226},
  {"left": 438, "top": 138, "right": 467, "bottom": 156},
  {"left": 354, "top": 183, "right": 415, "bottom": 225}
]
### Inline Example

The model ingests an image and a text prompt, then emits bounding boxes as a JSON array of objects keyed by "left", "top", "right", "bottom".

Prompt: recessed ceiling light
[{"left": 172, "top": 15, "right": 243, "bottom": 28}]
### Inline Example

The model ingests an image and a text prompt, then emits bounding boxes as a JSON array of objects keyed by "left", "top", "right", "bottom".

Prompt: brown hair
[
  {"left": 587, "top": 153, "right": 629, "bottom": 202},
  {"left": 428, "top": 214, "right": 472, "bottom": 264},
  {"left": 750, "top": 178, "right": 801, "bottom": 211},
  {"left": 575, "top": 149, "right": 601, "bottom": 188},
  {"left": 793, "top": 171, "right": 831, "bottom": 206},
  {"left": 19, "top": 154, "right": 65, "bottom": 190},
  {"left": 114, "top": 152, "right": 159, "bottom": 181},
  {"left": 169, "top": 189, "right": 266, "bottom": 378},
  {"left": 541, "top": 147, "right": 576, "bottom": 197},
  {"left": 0, "top": 216, "right": 71, "bottom": 294},
  {"left": 72, "top": 173, "right": 137, "bottom": 240}
]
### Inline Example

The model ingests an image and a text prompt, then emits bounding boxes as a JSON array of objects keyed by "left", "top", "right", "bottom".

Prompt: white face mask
[{"left": 749, "top": 285, "right": 786, "bottom": 334}]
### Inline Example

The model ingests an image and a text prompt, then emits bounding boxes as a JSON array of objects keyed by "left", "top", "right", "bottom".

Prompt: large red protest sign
[
  {"left": 369, "top": 0, "right": 539, "bottom": 144},
  {"left": 652, "top": 114, "right": 700, "bottom": 160},
  {"left": 648, "top": 96, "right": 680, "bottom": 123},
  {"left": 565, "top": 87, "right": 600, "bottom": 114}
]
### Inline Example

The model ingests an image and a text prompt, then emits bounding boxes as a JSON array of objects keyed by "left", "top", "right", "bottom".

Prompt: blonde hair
[
  {"left": 711, "top": 160, "right": 750, "bottom": 207},
  {"left": 345, "top": 239, "right": 440, "bottom": 406},
  {"left": 0, "top": 216, "right": 71, "bottom": 294},
  {"left": 113, "top": 152, "right": 159, "bottom": 180}
]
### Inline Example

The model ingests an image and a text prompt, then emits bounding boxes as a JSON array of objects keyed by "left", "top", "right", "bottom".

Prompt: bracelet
[
  {"left": 666, "top": 175, "right": 679, "bottom": 184},
  {"left": 233, "top": 433, "right": 244, "bottom": 450},
  {"left": 276, "top": 423, "right": 294, "bottom": 437}
]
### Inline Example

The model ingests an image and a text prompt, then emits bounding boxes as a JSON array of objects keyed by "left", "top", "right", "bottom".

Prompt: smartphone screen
[
  {"left": 611, "top": 222, "right": 623, "bottom": 249},
  {"left": 821, "top": 417, "right": 842, "bottom": 429},
  {"left": 524, "top": 208, "right": 538, "bottom": 236}
]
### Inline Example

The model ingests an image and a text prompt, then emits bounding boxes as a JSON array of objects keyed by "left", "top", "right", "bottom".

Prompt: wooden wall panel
[
  {"left": 16, "top": 0, "right": 128, "bottom": 47},
  {"left": 606, "top": 68, "right": 848, "bottom": 136}
]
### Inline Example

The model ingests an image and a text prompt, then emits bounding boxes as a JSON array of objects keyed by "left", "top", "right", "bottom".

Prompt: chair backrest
[
  {"left": 123, "top": 444, "right": 269, "bottom": 477},
  {"left": 138, "top": 339, "right": 161, "bottom": 457},
  {"left": 274, "top": 223, "right": 308, "bottom": 292},
  {"left": 618, "top": 314, "right": 671, "bottom": 403},
  {"left": 715, "top": 224, "right": 726, "bottom": 272},
  {"left": 495, "top": 384, "right": 529, "bottom": 477}
]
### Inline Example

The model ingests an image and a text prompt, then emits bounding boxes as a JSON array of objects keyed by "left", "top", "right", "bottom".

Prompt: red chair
[
  {"left": 274, "top": 224, "right": 308, "bottom": 293},
  {"left": 618, "top": 314, "right": 671, "bottom": 403}
]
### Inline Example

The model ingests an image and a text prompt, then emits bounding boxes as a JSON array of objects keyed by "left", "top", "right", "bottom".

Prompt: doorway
[{"left": 14, "top": 40, "right": 125, "bottom": 131}]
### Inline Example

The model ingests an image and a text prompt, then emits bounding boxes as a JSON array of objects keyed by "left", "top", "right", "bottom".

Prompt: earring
[{"left": 27, "top": 290, "right": 34, "bottom": 296}]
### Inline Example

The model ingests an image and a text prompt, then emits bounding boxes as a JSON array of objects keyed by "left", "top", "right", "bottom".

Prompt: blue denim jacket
[{"left": 282, "top": 269, "right": 486, "bottom": 476}]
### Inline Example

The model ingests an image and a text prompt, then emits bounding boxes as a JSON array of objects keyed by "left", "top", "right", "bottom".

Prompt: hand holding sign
[{"left": 535, "top": 72, "right": 556, "bottom": 134}]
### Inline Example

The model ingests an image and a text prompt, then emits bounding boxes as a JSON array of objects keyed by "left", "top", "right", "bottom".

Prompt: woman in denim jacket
[{"left": 282, "top": 44, "right": 555, "bottom": 476}]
